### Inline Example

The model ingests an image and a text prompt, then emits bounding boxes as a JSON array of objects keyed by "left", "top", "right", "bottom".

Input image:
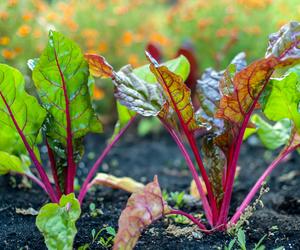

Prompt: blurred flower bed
[{"left": 1, "top": 0, "right": 299, "bottom": 121}]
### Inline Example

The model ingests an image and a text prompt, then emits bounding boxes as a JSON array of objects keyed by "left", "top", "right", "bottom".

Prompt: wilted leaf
[
  {"left": 36, "top": 193, "right": 81, "bottom": 250},
  {"left": 113, "top": 176, "right": 170, "bottom": 250},
  {"left": 90, "top": 173, "right": 145, "bottom": 193},
  {"left": 16, "top": 207, "right": 39, "bottom": 216}
]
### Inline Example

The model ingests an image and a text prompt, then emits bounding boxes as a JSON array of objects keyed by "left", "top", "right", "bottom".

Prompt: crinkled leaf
[
  {"left": 134, "top": 55, "right": 190, "bottom": 83},
  {"left": 262, "top": 70, "right": 300, "bottom": 132},
  {"left": 84, "top": 53, "right": 113, "bottom": 78},
  {"left": 90, "top": 173, "right": 145, "bottom": 193},
  {"left": 244, "top": 114, "right": 291, "bottom": 150},
  {"left": 113, "top": 176, "right": 171, "bottom": 250},
  {"left": 146, "top": 52, "right": 199, "bottom": 131},
  {"left": 113, "top": 65, "right": 165, "bottom": 116},
  {"left": 36, "top": 193, "right": 81, "bottom": 250},
  {"left": 32, "top": 31, "right": 102, "bottom": 145},
  {"left": 266, "top": 21, "right": 300, "bottom": 66},
  {"left": 215, "top": 22, "right": 300, "bottom": 157}
]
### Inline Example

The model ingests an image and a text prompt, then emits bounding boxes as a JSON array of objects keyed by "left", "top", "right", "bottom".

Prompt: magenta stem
[
  {"left": 78, "top": 116, "right": 136, "bottom": 204},
  {"left": 230, "top": 146, "right": 296, "bottom": 225},
  {"left": 166, "top": 209, "right": 208, "bottom": 231},
  {"left": 162, "top": 120, "right": 213, "bottom": 225},
  {"left": 216, "top": 72, "right": 274, "bottom": 226},
  {"left": 53, "top": 49, "right": 76, "bottom": 194},
  {"left": 0, "top": 92, "right": 58, "bottom": 203},
  {"left": 186, "top": 135, "right": 218, "bottom": 224},
  {"left": 46, "top": 140, "right": 62, "bottom": 198},
  {"left": 25, "top": 172, "right": 47, "bottom": 192}
]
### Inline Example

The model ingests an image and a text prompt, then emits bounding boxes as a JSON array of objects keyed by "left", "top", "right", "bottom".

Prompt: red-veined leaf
[
  {"left": 113, "top": 176, "right": 171, "bottom": 250},
  {"left": 146, "top": 52, "right": 200, "bottom": 132},
  {"left": 84, "top": 53, "right": 113, "bottom": 78}
]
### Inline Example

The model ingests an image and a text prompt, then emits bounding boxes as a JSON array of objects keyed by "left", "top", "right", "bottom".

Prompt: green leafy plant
[
  {"left": 0, "top": 29, "right": 191, "bottom": 249},
  {"left": 84, "top": 22, "right": 300, "bottom": 249}
]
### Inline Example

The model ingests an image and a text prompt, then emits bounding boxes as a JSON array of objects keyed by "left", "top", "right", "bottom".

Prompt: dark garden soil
[{"left": 0, "top": 131, "right": 300, "bottom": 250}]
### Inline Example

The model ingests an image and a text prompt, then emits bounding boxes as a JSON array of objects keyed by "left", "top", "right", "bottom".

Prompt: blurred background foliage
[{"left": 1, "top": 0, "right": 299, "bottom": 124}]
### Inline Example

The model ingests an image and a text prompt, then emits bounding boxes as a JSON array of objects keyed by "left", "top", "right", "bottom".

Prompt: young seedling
[{"left": 85, "top": 22, "right": 300, "bottom": 249}]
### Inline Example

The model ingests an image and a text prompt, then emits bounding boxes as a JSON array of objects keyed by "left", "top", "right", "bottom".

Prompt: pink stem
[
  {"left": 53, "top": 49, "right": 76, "bottom": 194},
  {"left": 78, "top": 116, "right": 136, "bottom": 204},
  {"left": 0, "top": 92, "right": 58, "bottom": 203},
  {"left": 229, "top": 146, "right": 296, "bottom": 225},
  {"left": 25, "top": 172, "right": 47, "bottom": 192},
  {"left": 216, "top": 72, "right": 274, "bottom": 226},
  {"left": 186, "top": 135, "right": 218, "bottom": 224},
  {"left": 166, "top": 209, "right": 208, "bottom": 231},
  {"left": 162, "top": 120, "right": 213, "bottom": 226},
  {"left": 46, "top": 140, "right": 62, "bottom": 198}
]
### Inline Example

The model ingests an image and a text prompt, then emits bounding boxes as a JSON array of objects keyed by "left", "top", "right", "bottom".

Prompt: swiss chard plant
[
  {"left": 85, "top": 22, "right": 300, "bottom": 249},
  {"left": 0, "top": 30, "right": 192, "bottom": 249}
]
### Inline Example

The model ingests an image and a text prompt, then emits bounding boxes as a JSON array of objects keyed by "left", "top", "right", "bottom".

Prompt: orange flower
[
  {"left": 98, "top": 41, "right": 108, "bottom": 53},
  {"left": 150, "top": 33, "right": 170, "bottom": 46},
  {"left": 244, "top": 26, "right": 261, "bottom": 35},
  {"left": 17, "top": 25, "right": 31, "bottom": 37},
  {"left": 2, "top": 49, "right": 15, "bottom": 60},
  {"left": 22, "top": 11, "right": 33, "bottom": 21},
  {"left": 8, "top": 0, "right": 18, "bottom": 7},
  {"left": 33, "top": 29, "right": 42, "bottom": 38},
  {"left": 0, "top": 36, "right": 10, "bottom": 46},
  {"left": 122, "top": 31, "right": 134, "bottom": 46},
  {"left": 93, "top": 87, "right": 105, "bottom": 100},
  {"left": 0, "top": 11, "right": 9, "bottom": 21}
]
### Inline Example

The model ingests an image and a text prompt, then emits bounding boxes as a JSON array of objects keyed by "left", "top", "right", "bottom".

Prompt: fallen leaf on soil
[
  {"left": 113, "top": 176, "right": 171, "bottom": 250},
  {"left": 90, "top": 173, "right": 145, "bottom": 193},
  {"left": 16, "top": 207, "right": 38, "bottom": 216}
]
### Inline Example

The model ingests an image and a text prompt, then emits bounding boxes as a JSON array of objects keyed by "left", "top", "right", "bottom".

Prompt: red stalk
[
  {"left": 53, "top": 49, "right": 76, "bottom": 194},
  {"left": 166, "top": 209, "right": 208, "bottom": 231},
  {"left": 78, "top": 116, "right": 136, "bottom": 204},
  {"left": 230, "top": 144, "right": 298, "bottom": 225},
  {"left": 46, "top": 139, "right": 62, "bottom": 198},
  {"left": 0, "top": 92, "right": 58, "bottom": 203},
  {"left": 216, "top": 72, "right": 274, "bottom": 226},
  {"left": 162, "top": 120, "right": 213, "bottom": 226},
  {"left": 151, "top": 64, "right": 218, "bottom": 222},
  {"left": 24, "top": 172, "right": 46, "bottom": 192}
]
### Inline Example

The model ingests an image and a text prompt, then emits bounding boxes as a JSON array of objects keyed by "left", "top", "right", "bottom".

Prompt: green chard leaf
[
  {"left": 244, "top": 114, "right": 291, "bottom": 150},
  {"left": 262, "top": 69, "right": 300, "bottom": 131},
  {"left": 32, "top": 30, "right": 102, "bottom": 145},
  {"left": 32, "top": 31, "right": 102, "bottom": 191},
  {"left": 0, "top": 64, "right": 46, "bottom": 175},
  {"left": 36, "top": 193, "right": 81, "bottom": 250}
]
